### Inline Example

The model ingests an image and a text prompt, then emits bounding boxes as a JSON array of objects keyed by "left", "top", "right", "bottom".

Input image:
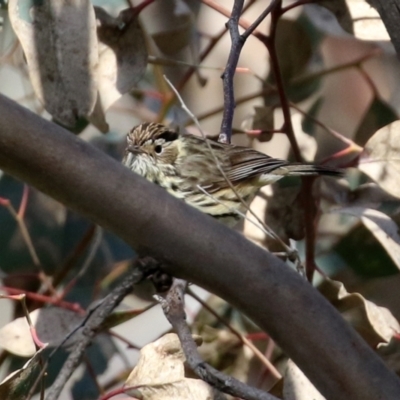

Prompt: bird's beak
[
  {"left": 123, "top": 145, "right": 141, "bottom": 166},
  {"left": 127, "top": 144, "right": 141, "bottom": 154}
]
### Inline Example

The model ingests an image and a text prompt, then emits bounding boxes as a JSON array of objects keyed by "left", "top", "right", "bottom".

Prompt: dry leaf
[
  {"left": 283, "top": 360, "right": 326, "bottom": 400},
  {"left": 241, "top": 106, "right": 274, "bottom": 142},
  {"left": 321, "top": 180, "right": 400, "bottom": 210},
  {"left": 320, "top": 279, "right": 400, "bottom": 347},
  {"left": 0, "top": 349, "right": 43, "bottom": 400},
  {"left": 147, "top": 0, "right": 194, "bottom": 55},
  {"left": 9, "top": 0, "right": 98, "bottom": 126},
  {"left": 196, "top": 326, "right": 241, "bottom": 370},
  {"left": 359, "top": 120, "right": 400, "bottom": 198},
  {"left": 95, "top": 7, "right": 148, "bottom": 112},
  {"left": 264, "top": 185, "right": 305, "bottom": 242},
  {"left": 333, "top": 207, "right": 400, "bottom": 269},
  {"left": 0, "top": 308, "right": 83, "bottom": 357},
  {"left": 0, "top": 313, "right": 36, "bottom": 357},
  {"left": 126, "top": 333, "right": 214, "bottom": 400}
]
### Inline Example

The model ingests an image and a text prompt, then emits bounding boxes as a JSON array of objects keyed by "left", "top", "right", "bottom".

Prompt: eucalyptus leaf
[
  {"left": 359, "top": 120, "right": 400, "bottom": 198},
  {"left": 9, "top": 0, "right": 98, "bottom": 126}
]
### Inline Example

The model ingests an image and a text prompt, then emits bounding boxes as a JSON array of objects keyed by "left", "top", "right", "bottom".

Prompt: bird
[{"left": 122, "top": 122, "right": 342, "bottom": 226}]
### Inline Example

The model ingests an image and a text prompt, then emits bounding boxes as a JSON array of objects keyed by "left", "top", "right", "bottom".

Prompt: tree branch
[
  {"left": 45, "top": 261, "right": 151, "bottom": 400},
  {"left": 219, "top": 0, "right": 244, "bottom": 143},
  {"left": 161, "top": 279, "right": 277, "bottom": 400},
  {"left": 0, "top": 94, "right": 399, "bottom": 399},
  {"left": 365, "top": 0, "right": 400, "bottom": 57}
]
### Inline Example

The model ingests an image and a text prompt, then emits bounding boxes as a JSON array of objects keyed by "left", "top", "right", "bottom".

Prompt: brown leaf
[
  {"left": 283, "top": 360, "right": 325, "bottom": 400},
  {"left": 320, "top": 279, "right": 400, "bottom": 347},
  {"left": 95, "top": 7, "right": 148, "bottom": 112},
  {"left": 0, "top": 308, "right": 83, "bottom": 357},
  {"left": 125, "top": 333, "right": 214, "bottom": 400},
  {"left": 332, "top": 207, "right": 400, "bottom": 269},
  {"left": 0, "top": 349, "right": 43, "bottom": 400},
  {"left": 358, "top": 120, "right": 400, "bottom": 198},
  {"left": 241, "top": 106, "right": 274, "bottom": 142},
  {"left": 264, "top": 185, "right": 305, "bottom": 242},
  {"left": 146, "top": 0, "right": 194, "bottom": 55}
]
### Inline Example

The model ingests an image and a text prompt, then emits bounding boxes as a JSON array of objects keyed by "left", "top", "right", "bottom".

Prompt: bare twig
[
  {"left": 60, "top": 226, "right": 103, "bottom": 298},
  {"left": 164, "top": 75, "right": 297, "bottom": 259},
  {"left": 0, "top": 194, "right": 41, "bottom": 267},
  {"left": 188, "top": 288, "right": 282, "bottom": 380},
  {"left": 159, "top": 0, "right": 259, "bottom": 122},
  {"left": 219, "top": 0, "right": 245, "bottom": 143},
  {"left": 220, "top": 0, "right": 280, "bottom": 143},
  {"left": 160, "top": 279, "right": 278, "bottom": 400},
  {"left": 43, "top": 258, "right": 157, "bottom": 400},
  {"left": 242, "top": 0, "right": 280, "bottom": 40}
]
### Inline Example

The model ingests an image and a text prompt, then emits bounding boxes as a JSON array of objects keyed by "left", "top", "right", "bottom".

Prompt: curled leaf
[
  {"left": 125, "top": 333, "right": 214, "bottom": 400},
  {"left": 320, "top": 279, "right": 400, "bottom": 347},
  {"left": 95, "top": 7, "right": 148, "bottom": 111},
  {"left": 333, "top": 207, "right": 400, "bottom": 269},
  {"left": 359, "top": 120, "right": 400, "bottom": 198},
  {"left": 146, "top": 0, "right": 194, "bottom": 55},
  {"left": 283, "top": 360, "right": 325, "bottom": 400},
  {"left": 0, "top": 308, "right": 83, "bottom": 357},
  {"left": 241, "top": 106, "right": 274, "bottom": 142},
  {"left": 0, "top": 349, "right": 43, "bottom": 400},
  {"left": 9, "top": 0, "right": 98, "bottom": 126}
]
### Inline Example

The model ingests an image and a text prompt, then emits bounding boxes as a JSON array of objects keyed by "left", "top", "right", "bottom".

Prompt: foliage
[{"left": 0, "top": 0, "right": 400, "bottom": 399}]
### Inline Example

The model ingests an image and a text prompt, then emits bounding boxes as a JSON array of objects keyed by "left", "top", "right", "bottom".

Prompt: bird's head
[{"left": 123, "top": 122, "right": 180, "bottom": 180}]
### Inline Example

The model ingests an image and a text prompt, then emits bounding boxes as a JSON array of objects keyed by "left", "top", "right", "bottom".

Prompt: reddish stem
[
  {"left": 1, "top": 286, "right": 84, "bottom": 313},
  {"left": 18, "top": 184, "right": 29, "bottom": 219}
]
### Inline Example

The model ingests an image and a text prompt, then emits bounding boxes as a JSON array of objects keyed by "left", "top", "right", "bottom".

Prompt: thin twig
[
  {"left": 52, "top": 224, "right": 97, "bottom": 288},
  {"left": 188, "top": 288, "right": 282, "bottom": 380},
  {"left": 196, "top": 185, "right": 294, "bottom": 255},
  {"left": 219, "top": 0, "right": 245, "bottom": 143},
  {"left": 290, "top": 103, "right": 363, "bottom": 151},
  {"left": 242, "top": 0, "right": 280, "bottom": 40},
  {"left": 201, "top": 0, "right": 260, "bottom": 35},
  {"left": 0, "top": 197, "right": 41, "bottom": 267},
  {"left": 164, "top": 75, "right": 297, "bottom": 259},
  {"left": 160, "top": 279, "right": 278, "bottom": 400},
  {"left": 60, "top": 226, "right": 103, "bottom": 298},
  {"left": 220, "top": 0, "right": 280, "bottom": 143},
  {"left": 43, "top": 259, "right": 155, "bottom": 400},
  {"left": 197, "top": 50, "right": 380, "bottom": 123},
  {"left": 158, "top": 0, "right": 259, "bottom": 122},
  {"left": 262, "top": 3, "right": 321, "bottom": 280}
]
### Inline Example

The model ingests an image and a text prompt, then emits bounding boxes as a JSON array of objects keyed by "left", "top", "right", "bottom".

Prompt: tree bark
[{"left": 366, "top": 0, "right": 400, "bottom": 57}]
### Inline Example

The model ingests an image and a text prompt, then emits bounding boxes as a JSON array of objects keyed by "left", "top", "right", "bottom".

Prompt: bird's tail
[{"left": 285, "top": 164, "right": 344, "bottom": 177}]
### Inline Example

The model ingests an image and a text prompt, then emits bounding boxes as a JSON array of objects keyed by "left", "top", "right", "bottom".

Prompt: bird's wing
[
  {"left": 223, "top": 145, "right": 289, "bottom": 182},
  {"left": 179, "top": 136, "right": 288, "bottom": 191}
]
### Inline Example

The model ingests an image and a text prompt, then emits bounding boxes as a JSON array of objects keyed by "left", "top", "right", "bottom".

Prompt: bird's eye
[{"left": 154, "top": 145, "right": 163, "bottom": 154}]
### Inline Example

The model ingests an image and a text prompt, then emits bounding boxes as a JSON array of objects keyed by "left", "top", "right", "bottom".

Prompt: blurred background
[{"left": 1, "top": 0, "right": 400, "bottom": 399}]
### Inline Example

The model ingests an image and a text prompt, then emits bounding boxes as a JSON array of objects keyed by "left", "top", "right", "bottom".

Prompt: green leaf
[
  {"left": 301, "top": 97, "right": 324, "bottom": 136},
  {"left": 355, "top": 97, "right": 398, "bottom": 146},
  {"left": 334, "top": 224, "right": 399, "bottom": 278}
]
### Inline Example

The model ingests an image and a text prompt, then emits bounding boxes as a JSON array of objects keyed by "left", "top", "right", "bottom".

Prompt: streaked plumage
[{"left": 123, "top": 123, "right": 342, "bottom": 226}]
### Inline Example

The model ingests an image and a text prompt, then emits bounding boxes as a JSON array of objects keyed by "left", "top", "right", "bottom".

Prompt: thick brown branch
[
  {"left": 366, "top": 0, "right": 400, "bottom": 57},
  {"left": 0, "top": 94, "right": 399, "bottom": 399}
]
